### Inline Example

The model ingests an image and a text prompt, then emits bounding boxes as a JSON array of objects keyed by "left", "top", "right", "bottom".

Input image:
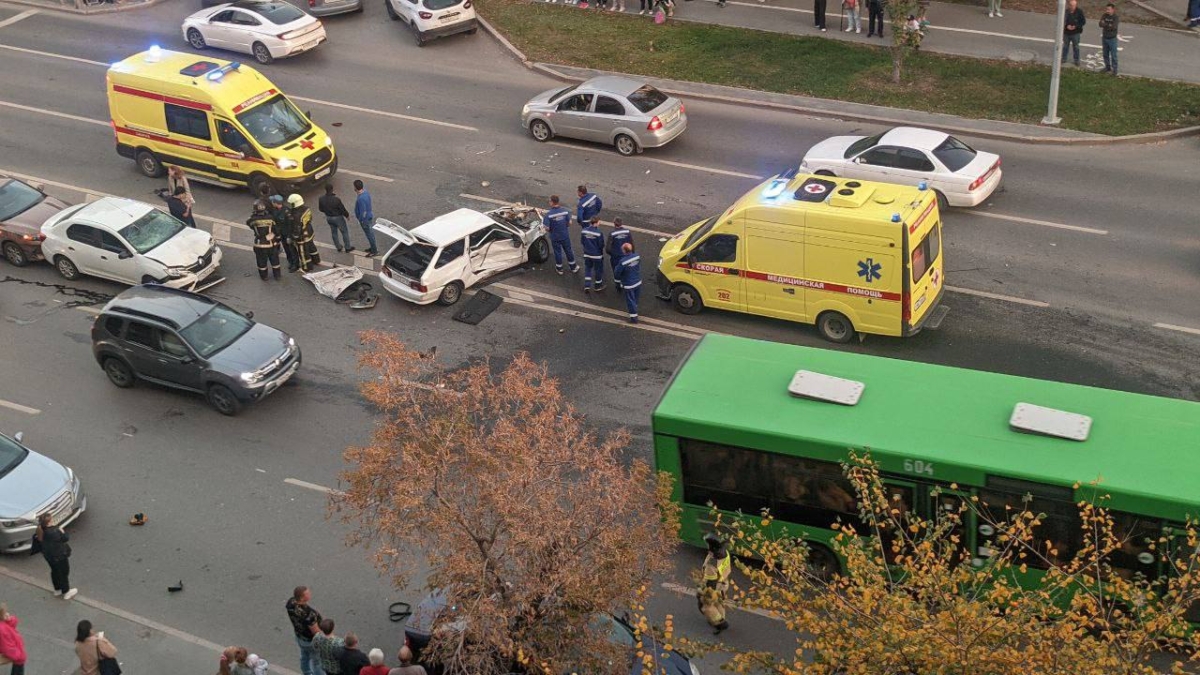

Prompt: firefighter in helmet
[
  {"left": 287, "top": 194, "right": 322, "bottom": 272},
  {"left": 697, "top": 532, "right": 732, "bottom": 634}
]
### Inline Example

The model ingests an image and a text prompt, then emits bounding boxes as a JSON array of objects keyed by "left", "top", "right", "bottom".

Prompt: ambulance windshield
[{"left": 236, "top": 94, "right": 311, "bottom": 149}]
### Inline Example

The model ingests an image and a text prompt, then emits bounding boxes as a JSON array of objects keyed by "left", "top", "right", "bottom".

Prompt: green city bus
[{"left": 652, "top": 334, "right": 1200, "bottom": 592}]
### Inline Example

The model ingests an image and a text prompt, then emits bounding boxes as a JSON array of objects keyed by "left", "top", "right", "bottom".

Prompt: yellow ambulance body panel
[
  {"left": 106, "top": 48, "right": 336, "bottom": 193},
  {"left": 656, "top": 172, "right": 945, "bottom": 342}
]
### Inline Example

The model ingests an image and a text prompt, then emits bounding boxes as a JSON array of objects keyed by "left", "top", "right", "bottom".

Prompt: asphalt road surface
[{"left": 0, "top": 1, "right": 1198, "bottom": 672}]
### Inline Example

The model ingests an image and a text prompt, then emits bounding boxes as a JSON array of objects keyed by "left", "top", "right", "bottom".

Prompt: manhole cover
[
  {"left": 1007, "top": 50, "right": 1037, "bottom": 63},
  {"left": 464, "top": 142, "right": 497, "bottom": 155}
]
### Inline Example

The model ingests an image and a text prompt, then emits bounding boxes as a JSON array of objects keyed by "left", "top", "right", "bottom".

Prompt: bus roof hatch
[
  {"left": 788, "top": 370, "right": 864, "bottom": 406},
  {"left": 1010, "top": 402, "right": 1092, "bottom": 441}
]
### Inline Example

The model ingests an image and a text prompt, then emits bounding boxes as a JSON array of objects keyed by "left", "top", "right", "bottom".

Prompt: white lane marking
[
  {"left": 284, "top": 477, "right": 343, "bottom": 495},
  {"left": 0, "top": 564, "right": 302, "bottom": 675},
  {"left": 660, "top": 581, "right": 781, "bottom": 620},
  {"left": 1154, "top": 323, "right": 1200, "bottom": 337},
  {"left": 0, "top": 99, "right": 108, "bottom": 127},
  {"left": 505, "top": 296, "right": 702, "bottom": 340},
  {"left": 0, "top": 399, "right": 41, "bottom": 415},
  {"left": 289, "top": 95, "right": 478, "bottom": 132},
  {"left": 962, "top": 210, "right": 1108, "bottom": 236},
  {"left": 0, "top": 9, "right": 39, "bottom": 29},
  {"left": 492, "top": 282, "right": 709, "bottom": 335},
  {"left": 946, "top": 285, "right": 1049, "bottom": 307},
  {"left": 0, "top": 42, "right": 107, "bottom": 66},
  {"left": 75, "top": 306, "right": 102, "bottom": 315},
  {"left": 458, "top": 193, "right": 674, "bottom": 238},
  {"left": 340, "top": 169, "right": 395, "bottom": 183},
  {"left": 714, "top": 0, "right": 1106, "bottom": 48},
  {"left": 546, "top": 141, "right": 764, "bottom": 180}
]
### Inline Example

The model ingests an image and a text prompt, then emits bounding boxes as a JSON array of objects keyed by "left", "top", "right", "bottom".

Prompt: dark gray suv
[{"left": 91, "top": 285, "right": 301, "bottom": 415}]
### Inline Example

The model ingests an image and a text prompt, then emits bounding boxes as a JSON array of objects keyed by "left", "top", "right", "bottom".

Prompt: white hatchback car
[
  {"left": 384, "top": 0, "right": 477, "bottom": 47},
  {"left": 375, "top": 206, "right": 547, "bottom": 306},
  {"left": 800, "top": 127, "right": 1002, "bottom": 208},
  {"left": 184, "top": 1, "right": 326, "bottom": 65},
  {"left": 41, "top": 198, "right": 224, "bottom": 291}
]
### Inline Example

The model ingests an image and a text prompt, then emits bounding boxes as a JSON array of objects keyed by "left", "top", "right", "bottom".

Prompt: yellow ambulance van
[
  {"left": 655, "top": 170, "right": 946, "bottom": 343},
  {"left": 107, "top": 48, "right": 336, "bottom": 194}
]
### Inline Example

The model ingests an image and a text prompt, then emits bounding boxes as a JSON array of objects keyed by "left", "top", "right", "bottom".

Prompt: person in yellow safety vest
[
  {"left": 286, "top": 194, "right": 322, "bottom": 273},
  {"left": 697, "top": 532, "right": 731, "bottom": 635}
]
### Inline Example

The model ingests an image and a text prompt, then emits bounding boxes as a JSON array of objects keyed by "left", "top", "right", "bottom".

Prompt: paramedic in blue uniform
[
  {"left": 580, "top": 216, "right": 606, "bottom": 292},
  {"left": 544, "top": 195, "right": 579, "bottom": 275},
  {"left": 607, "top": 218, "right": 633, "bottom": 290},
  {"left": 615, "top": 242, "right": 641, "bottom": 324},
  {"left": 576, "top": 185, "right": 603, "bottom": 227}
]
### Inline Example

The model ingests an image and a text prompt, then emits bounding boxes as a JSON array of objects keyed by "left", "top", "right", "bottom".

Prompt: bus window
[
  {"left": 979, "top": 485, "right": 1081, "bottom": 570},
  {"left": 769, "top": 453, "right": 862, "bottom": 531},
  {"left": 679, "top": 439, "right": 771, "bottom": 517},
  {"left": 1109, "top": 513, "right": 1161, "bottom": 581}
]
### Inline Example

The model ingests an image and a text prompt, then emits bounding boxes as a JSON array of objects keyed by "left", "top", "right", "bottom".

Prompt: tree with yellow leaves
[
  {"left": 716, "top": 451, "right": 1200, "bottom": 675},
  {"left": 334, "top": 332, "right": 679, "bottom": 675}
]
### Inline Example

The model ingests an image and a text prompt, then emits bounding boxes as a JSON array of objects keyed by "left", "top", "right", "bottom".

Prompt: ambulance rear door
[{"left": 904, "top": 197, "right": 944, "bottom": 332}]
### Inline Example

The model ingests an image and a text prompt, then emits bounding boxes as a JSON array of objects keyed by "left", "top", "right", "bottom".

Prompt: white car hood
[
  {"left": 144, "top": 229, "right": 214, "bottom": 268},
  {"left": 804, "top": 135, "right": 862, "bottom": 162}
]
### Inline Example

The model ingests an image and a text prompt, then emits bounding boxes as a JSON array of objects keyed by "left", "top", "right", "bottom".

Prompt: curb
[
  {"left": 1125, "top": 0, "right": 1198, "bottom": 31},
  {"left": 476, "top": 15, "right": 1200, "bottom": 146},
  {"left": 0, "top": 0, "right": 166, "bottom": 15}
]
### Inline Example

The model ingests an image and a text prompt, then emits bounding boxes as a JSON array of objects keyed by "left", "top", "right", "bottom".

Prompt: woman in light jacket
[
  {"left": 74, "top": 620, "right": 117, "bottom": 675},
  {"left": 167, "top": 166, "right": 195, "bottom": 209}
]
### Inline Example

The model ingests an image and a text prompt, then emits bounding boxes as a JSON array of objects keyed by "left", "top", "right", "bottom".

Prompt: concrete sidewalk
[
  {"left": 571, "top": 0, "right": 1200, "bottom": 84},
  {"left": 0, "top": 565, "right": 300, "bottom": 675}
]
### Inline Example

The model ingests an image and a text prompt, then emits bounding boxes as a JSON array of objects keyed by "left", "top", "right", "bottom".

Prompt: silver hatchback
[{"left": 521, "top": 76, "right": 687, "bottom": 156}]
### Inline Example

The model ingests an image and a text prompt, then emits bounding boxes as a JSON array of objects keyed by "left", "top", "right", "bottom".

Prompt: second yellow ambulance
[
  {"left": 656, "top": 170, "right": 946, "bottom": 342},
  {"left": 107, "top": 48, "right": 336, "bottom": 194}
]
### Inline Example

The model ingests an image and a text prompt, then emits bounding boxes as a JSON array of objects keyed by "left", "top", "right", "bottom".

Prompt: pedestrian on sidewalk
[
  {"left": 867, "top": 0, "right": 884, "bottom": 35},
  {"left": 607, "top": 218, "right": 633, "bottom": 290},
  {"left": 904, "top": 14, "right": 924, "bottom": 48},
  {"left": 544, "top": 195, "right": 579, "bottom": 275},
  {"left": 814, "top": 0, "right": 828, "bottom": 30},
  {"left": 353, "top": 180, "right": 380, "bottom": 257},
  {"left": 285, "top": 586, "right": 326, "bottom": 675},
  {"left": 388, "top": 647, "right": 426, "bottom": 675},
  {"left": 1188, "top": 0, "right": 1200, "bottom": 27},
  {"left": 222, "top": 646, "right": 270, "bottom": 675},
  {"left": 0, "top": 605, "right": 27, "bottom": 675},
  {"left": 74, "top": 620, "right": 118, "bottom": 675},
  {"left": 312, "top": 619, "right": 345, "bottom": 675},
  {"left": 318, "top": 185, "right": 356, "bottom": 253},
  {"left": 31, "top": 513, "right": 76, "bottom": 600},
  {"left": 361, "top": 649, "right": 390, "bottom": 675},
  {"left": 1099, "top": 2, "right": 1119, "bottom": 75},
  {"left": 337, "top": 634, "right": 370, "bottom": 675},
  {"left": 843, "top": 0, "right": 861, "bottom": 32},
  {"left": 987, "top": 0, "right": 1002, "bottom": 18},
  {"left": 615, "top": 242, "right": 642, "bottom": 324},
  {"left": 639, "top": 0, "right": 652, "bottom": 14},
  {"left": 581, "top": 216, "right": 606, "bottom": 292},
  {"left": 1062, "top": 0, "right": 1085, "bottom": 66}
]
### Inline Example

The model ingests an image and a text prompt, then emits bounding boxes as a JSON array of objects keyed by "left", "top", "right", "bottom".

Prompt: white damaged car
[{"left": 375, "top": 206, "right": 548, "bottom": 306}]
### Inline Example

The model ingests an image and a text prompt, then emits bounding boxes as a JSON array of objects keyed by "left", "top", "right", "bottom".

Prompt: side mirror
[
  {"left": 305, "top": 110, "right": 313, "bottom": 120},
  {"left": 245, "top": 311, "right": 255, "bottom": 320},
  {"left": 511, "top": 235, "right": 522, "bottom": 247},
  {"left": 179, "top": 356, "right": 194, "bottom": 364},
  {"left": 13, "top": 431, "right": 23, "bottom": 443},
  {"left": 118, "top": 250, "right": 133, "bottom": 259}
]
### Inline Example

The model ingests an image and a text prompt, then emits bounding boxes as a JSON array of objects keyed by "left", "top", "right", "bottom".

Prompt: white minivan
[
  {"left": 384, "top": 0, "right": 477, "bottom": 46},
  {"left": 374, "top": 206, "right": 548, "bottom": 306}
]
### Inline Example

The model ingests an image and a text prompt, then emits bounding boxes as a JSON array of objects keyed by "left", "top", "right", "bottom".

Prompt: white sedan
[
  {"left": 800, "top": 127, "right": 1002, "bottom": 208},
  {"left": 40, "top": 197, "right": 223, "bottom": 291},
  {"left": 183, "top": 1, "right": 326, "bottom": 65}
]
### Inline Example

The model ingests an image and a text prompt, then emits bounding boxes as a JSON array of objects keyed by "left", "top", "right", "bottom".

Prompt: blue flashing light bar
[{"left": 206, "top": 62, "right": 242, "bottom": 81}]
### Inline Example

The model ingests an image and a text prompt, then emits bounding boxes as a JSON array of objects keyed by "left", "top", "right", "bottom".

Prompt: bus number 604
[{"left": 903, "top": 459, "right": 934, "bottom": 476}]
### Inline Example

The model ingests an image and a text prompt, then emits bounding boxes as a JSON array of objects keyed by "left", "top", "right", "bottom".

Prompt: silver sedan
[
  {"left": 0, "top": 432, "right": 85, "bottom": 554},
  {"left": 521, "top": 76, "right": 687, "bottom": 157}
]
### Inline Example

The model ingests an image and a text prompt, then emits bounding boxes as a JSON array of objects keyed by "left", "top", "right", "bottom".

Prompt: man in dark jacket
[
  {"left": 317, "top": 185, "right": 355, "bottom": 253},
  {"left": 1099, "top": 3, "right": 1119, "bottom": 75},
  {"left": 867, "top": 0, "right": 886, "bottom": 37},
  {"left": 336, "top": 634, "right": 370, "bottom": 675},
  {"left": 1062, "top": 0, "right": 1085, "bottom": 67},
  {"left": 166, "top": 186, "right": 196, "bottom": 227},
  {"left": 269, "top": 195, "right": 299, "bottom": 272}
]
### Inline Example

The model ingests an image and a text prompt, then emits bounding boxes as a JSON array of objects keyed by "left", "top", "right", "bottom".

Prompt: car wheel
[
  {"left": 817, "top": 310, "right": 855, "bottom": 344},
  {"left": 529, "top": 119, "right": 552, "bottom": 143},
  {"left": 2, "top": 241, "right": 29, "bottom": 267},
  {"left": 934, "top": 189, "right": 949, "bottom": 210},
  {"left": 671, "top": 284, "right": 703, "bottom": 315},
  {"left": 614, "top": 133, "right": 638, "bottom": 157},
  {"left": 206, "top": 384, "right": 242, "bottom": 416},
  {"left": 805, "top": 543, "right": 841, "bottom": 581},
  {"left": 54, "top": 255, "right": 81, "bottom": 280},
  {"left": 411, "top": 22, "right": 426, "bottom": 46},
  {"left": 252, "top": 42, "right": 274, "bottom": 65},
  {"left": 385, "top": 0, "right": 399, "bottom": 19},
  {"left": 814, "top": 169, "right": 835, "bottom": 176},
  {"left": 187, "top": 28, "right": 207, "bottom": 50},
  {"left": 103, "top": 358, "right": 135, "bottom": 389},
  {"left": 136, "top": 149, "right": 165, "bottom": 178},
  {"left": 249, "top": 173, "right": 274, "bottom": 198},
  {"left": 528, "top": 238, "right": 550, "bottom": 264},
  {"left": 436, "top": 281, "right": 464, "bottom": 306}
]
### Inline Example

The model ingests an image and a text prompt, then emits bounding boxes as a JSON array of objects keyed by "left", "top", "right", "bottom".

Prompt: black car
[
  {"left": 403, "top": 589, "right": 701, "bottom": 675},
  {"left": 91, "top": 285, "right": 300, "bottom": 415}
]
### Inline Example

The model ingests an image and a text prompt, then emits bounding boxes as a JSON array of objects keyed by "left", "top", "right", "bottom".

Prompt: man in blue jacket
[
  {"left": 576, "top": 185, "right": 602, "bottom": 226},
  {"left": 353, "top": 180, "right": 379, "bottom": 257},
  {"left": 580, "top": 216, "right": 606, "bottom": 292},
  {"left": 614, "top": 242, "right": 641, "bottom": 324},
  {"left": 607, "top": 218, "right": 633, "bottom": 290},
  {"left": 544, "top": 195, "right": 578, "bottom": 275}
]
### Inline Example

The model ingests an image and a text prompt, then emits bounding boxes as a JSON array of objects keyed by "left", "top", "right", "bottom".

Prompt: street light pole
[{"left": 1043, "top": 0, "right": 1067, "bottom": 125}]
